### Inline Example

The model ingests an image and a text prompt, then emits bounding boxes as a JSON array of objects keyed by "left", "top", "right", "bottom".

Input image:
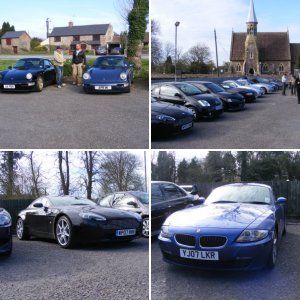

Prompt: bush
[
  {"left": 20, "top": 47, "right": 28, "bottom": 52},
  {"left": 33, "top": 46, "right": 48, "bottom": 52}
]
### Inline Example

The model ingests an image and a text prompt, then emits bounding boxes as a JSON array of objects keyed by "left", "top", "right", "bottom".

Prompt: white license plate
[
  {"left": 180, "top": 248, "right": 219, "bottom": 260},
  {"left": 181, "top": 122, "right": 193, "bottom": 131},
  {"left": 4, "top": 85, "right": 15, "bottom": 89},
  {"left": 95, "top": 86, "right": 112, "bottom": 90},
  {"left": 116, "top": 229, "right": 136, "bottom": 236}
]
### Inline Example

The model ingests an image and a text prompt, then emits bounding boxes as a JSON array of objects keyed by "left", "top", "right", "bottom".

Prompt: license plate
[
  {"left": 95, "top": 86, "right": 112, "bottom": 90},
  {"left": 4, "top": 85, "right": 15, "bottom": 89},
  {"left": 181, "top": 122, "right": 193, "bottom": 131},
  {"left": 116, "top": 229, "right": 136, "bottom": 236},
  {"left": 180, "top": 249, "right": 219, "bottom": 260}
]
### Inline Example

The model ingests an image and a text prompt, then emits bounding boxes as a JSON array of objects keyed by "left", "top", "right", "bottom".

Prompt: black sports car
[
  {"left": 0, "top": 208, "right": 12, "bottom": 256},
  {"left": 152, "top": 82, "right": 223, "bottom": 121},
  {"left": 186, "top": 81, "right": 245, "bottom": 111},
  {"left": 220, "top": 82, "right": 257, "bottom": 102},
  {"left": 0, "top": 58, "right": 56, "bottom": 92},
  {"left": 99, "top": 191, "right": 149, "bottom": 238},
  {"left": 151, "top": 97, "right": 194, "bottom": 137},
  {"left": 16, "top": 196, "right": 142, "bottom": 248},
  {"left": 83, "top": 55, "right": 134, "bottom": 93}
]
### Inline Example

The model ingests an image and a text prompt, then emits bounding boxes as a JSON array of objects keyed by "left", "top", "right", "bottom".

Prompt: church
[{"left": 230, "top": 0, "right": 300, "bottom": 75}]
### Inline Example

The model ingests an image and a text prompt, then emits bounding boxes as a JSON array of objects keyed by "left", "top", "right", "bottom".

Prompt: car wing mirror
[
  {"left": 276, "top": 197, "right": 287, "bottom": 204},
  {"left": 174, "top": 93, "right": 183, "bottom": 98},
  {"left": 44, "top": 206, "right": 49, "bottom": 212},
  {"left": 199, "top": 197, "right": 206, "bottom": 204},
  {"left": 190, "top": 185, "right": 199, "bottom": 195},
  {"left": 8, "top": 66, "right": 12, "bottom": 70},
  {"left": 127, "top": 201, "right": 138, "bottom": 208},
  {"left": 33, "top": 203, "right": 43, "bottom": 208}
]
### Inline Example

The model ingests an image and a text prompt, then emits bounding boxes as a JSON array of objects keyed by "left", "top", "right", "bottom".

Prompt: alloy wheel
[
  {"left": 56, "top": 218, "right": 71, "bottom": 246},
  {"left": 272, "top": 232, "right": 278, "bottom": 265},
  {"left": 16, "top": 218, "right": 24, "bottom": 239},
  {"left": 142, "top": 218, "right": 149, "bottom": 238},
  {"left": 37, "top": 77, "right": 43, "bottom": 90}
]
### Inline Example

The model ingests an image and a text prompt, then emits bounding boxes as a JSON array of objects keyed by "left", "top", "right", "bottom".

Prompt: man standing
[
  {"left": 295, "top": 72, "right": 300, "bottom": 103},
  {"left": 281, "top": 73, "right": 287, "bottom": 96},
  {"left": 72, "top": 44, "right": 87, "bottom": 86},
  {"left": 53, "top": 46, "right": 66, "bottom": 88}
]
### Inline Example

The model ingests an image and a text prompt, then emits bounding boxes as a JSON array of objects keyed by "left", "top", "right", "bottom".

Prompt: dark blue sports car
[
  {"left": 0, "top": 58, "right": 56, "bottom": 92},
  {"left": 158, "top": 183, "right": 287, "bottom": 270},
  {"left": 82, "top": 55, "right": 134, "bottom": 93},
  {"left": 0, "top": 208, "right": 12, "bottom": 256}
]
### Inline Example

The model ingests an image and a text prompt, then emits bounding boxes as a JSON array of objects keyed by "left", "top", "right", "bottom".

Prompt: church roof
[
  {"left": 247, "top": 0, "right": 258, "bottom": 23},
  {"left": 230, "top": 32, "right": 291, "bottom": 61}
]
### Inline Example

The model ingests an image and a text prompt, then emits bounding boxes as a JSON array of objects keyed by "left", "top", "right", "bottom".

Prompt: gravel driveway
[{"left": 0, "top": 237, "right": 148, "bottom": 300}]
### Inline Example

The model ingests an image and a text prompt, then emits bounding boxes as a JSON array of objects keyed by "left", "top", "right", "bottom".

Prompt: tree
[
  {"left": 127, "top": 0, "right": 149, "bottom": 76},
  {"left": 152, "top": 151, "right": 176, "bottom": 182},
  {"left": 58, "top": 151, "right": 70, "bottom": 195},
  {"left": 204, "top": 152, "right": 223, "bottom": 182},
  {"left": 30, "top": 37, "right": 42, "bottom": 50},
  {"left": 151, "top": 19, "right": 162, "bottom": 66},
  {"left": 0, "top": 22, "right": 15, "bottom": 37},
  {"left": 223, "top": 152, "right": 236, "bottom": 182},
  {"left": 177, "top": 159, "right": 189, "bottom": 184},
  {"left": 99, "top": 151, "right": 143, "bottom": 194}
]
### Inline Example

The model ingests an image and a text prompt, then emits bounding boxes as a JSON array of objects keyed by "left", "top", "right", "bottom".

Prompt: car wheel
[
  {"left": 35, "top": 76, "right": 44, "bottom": 92},
  {"left": 56, "top": 216, "right": 74, "bottom": 249},
  {"left": 267, "top": 230, "right": 278, "bottom": 268},
  {"left": 188, "top": 106, "right": 200, "bottom": 121},
  {"left": 142, "top": 217, "right": 149, "bottom": 238},
  {"left": 262, "top": 87, "right": 267, "bottom": 94},
  {"left": 16, "top": 218, "right": 29, "bottom": 240}
]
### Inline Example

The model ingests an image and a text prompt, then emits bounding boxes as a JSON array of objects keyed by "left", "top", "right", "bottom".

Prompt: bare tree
[
  {"left": 151, "top": 19, "right": 162, "bottom": 66},
  {"left": 187, "top": 43, "right": 212, "bottom": 64},
  {"left": 58, "top": 151, "right": 70, "bottom": 195},
  {"left": 99, "top": 152, "right": 144, "bottom": 194}
]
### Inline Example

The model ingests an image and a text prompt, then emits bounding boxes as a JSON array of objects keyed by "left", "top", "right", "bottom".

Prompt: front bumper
[
  {"left": 0, "top": 226, "right": 12, "bottom": 253},
  {"left": 158, "top": 229, "right": 273, "bottom": 270},
  {"left": 200, "top": 105, "right": 223, "bottom": 118},
  {"left": 152, "top": 116, "right": 193, "bottom": 136},
  {"left": 83, "top": 81, "right": 130, "bottom": 93},
  {"left": 0, "top": 81, "right": 36, "bottom": 91},
  {"left": 225, "top": 99, "right": 245, "bottom": 111}
]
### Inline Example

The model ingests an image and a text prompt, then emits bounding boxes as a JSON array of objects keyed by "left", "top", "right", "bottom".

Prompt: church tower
[{"left": 243, "top": 0, "right": 260, "bottom": 75}]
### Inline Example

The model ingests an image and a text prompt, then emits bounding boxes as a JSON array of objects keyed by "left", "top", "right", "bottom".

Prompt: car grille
[
  {"left": 178, "top": 117, "right": 193, "bottom": 126},
  {"left": 200, "top": 236, "right": 227, "bottom": 248},
  {"left": 175, "top": 234, "right": 196, "bottom": 247},
  {"left": 103, "top": 219, "right": 140, "bottom": 230},
  {"left": 162, "top": 252, "right": 252, "bottom": 269}
]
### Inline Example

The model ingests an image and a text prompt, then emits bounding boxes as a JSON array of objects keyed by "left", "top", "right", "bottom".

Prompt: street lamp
[{"left": 174, "top": 21, "right": 180, "bottom": 81}]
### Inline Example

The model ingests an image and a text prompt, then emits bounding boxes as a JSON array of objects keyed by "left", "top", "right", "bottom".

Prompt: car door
[
  {"left": 43, "top": 59, "right": 55, "bottom": 84},
  {"left": 272, "top": 192, "right": 286, "bottom": 237},
  {"left": 158, "top": 85, "right": 186, "bottom": 105}
]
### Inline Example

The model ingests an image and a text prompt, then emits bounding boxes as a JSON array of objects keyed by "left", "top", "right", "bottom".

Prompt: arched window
[
  {"left": 263, "top": 63, "right": 269, "bottom": 72},
  {"left": 236, "top": 64, "right": 241, "bottom": 72},
  {"left": 250, "top": 51, "right": 254, "bottom": 59},
  {"left": 279, "top": 64, "right": 284, "bottom": 72}
]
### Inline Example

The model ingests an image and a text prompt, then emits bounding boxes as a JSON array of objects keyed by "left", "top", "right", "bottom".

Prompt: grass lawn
[{"left": 0, "top": 60, "right": 16, "bottom": 71}]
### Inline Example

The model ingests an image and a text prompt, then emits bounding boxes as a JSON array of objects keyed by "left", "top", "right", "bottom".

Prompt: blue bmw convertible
[{"left": 158, "top": 183, "right": 287, "bottom": 270}]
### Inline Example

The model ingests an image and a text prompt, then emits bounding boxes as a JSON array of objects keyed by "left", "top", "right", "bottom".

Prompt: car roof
[
  {"left": 219, "top": 183, "right": 272, "bottom": 189},
  {"left": 152, "top": 181, "right": 177, "bottom": 184}
]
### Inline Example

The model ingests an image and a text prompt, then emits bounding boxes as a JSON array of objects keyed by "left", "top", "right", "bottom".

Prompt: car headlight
[
  {"left": 0, "top": 214, "right": 11, "bottom": 226},
  {"left": 120, "top": 72, "right": 127, "bottom": 80},
  {"left": 155, "top": 114, "right": 176, "bottom": 123},
  {"left": 83, "top": 73, "right": 91, "bottom": 80},
  {"left": 26, "top": 73, "right": 32, "bottom": 80},
  {"left": 160, "top": 225, "right": 171, "bottom": 238},
  {"left": 236, "top": 229, "right": 268, "bottom": 243},
  {"left": 227, "top": 98, "right": 233, "bottom": 102},
  {"left": 79, "top": 212, "right": 106, "bottom": 221},
  {"left": 198, "top": 100, "right": 211, "bottom": 107}
]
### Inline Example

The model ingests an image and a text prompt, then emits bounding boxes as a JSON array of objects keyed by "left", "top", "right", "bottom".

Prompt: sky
[
  {"left": 152, "top": 0, "right": 300, "bottom": 65},
  {"left": 0, "top": 0, "right": 128, "bottom": 40}
]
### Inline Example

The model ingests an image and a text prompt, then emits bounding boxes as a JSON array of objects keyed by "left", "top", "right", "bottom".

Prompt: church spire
[{"left": 247, "top": 0, "right": 258, "bottom": 24}]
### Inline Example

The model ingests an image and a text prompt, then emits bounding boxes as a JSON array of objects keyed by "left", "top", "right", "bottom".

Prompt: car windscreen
[
  {"left": 130, "top": 191, "right": 149, "bottom": 204},
  {"left": 205, "top": 185, "right": 272, "bottom": 205},
  {"left": 94, "top": 57, "right": 126, "bottom": 68},
  {"left": 206, "top": 82, "right": 225, "bottom": 93},
  {"left": 49, "top": 197, "right": 97, "bottom": 207},
  {"left": 175, "top": 83, "right": 202, "bottom": 96},
  {"left": 14, "top": 59, "right": 41, "bottom": 70}
]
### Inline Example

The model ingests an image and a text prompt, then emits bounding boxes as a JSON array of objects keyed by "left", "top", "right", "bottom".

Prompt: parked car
[
  {"left": 98, "top": 191, "right": 149, "bottom": 238},
  {"left": 16, "top": 196, "right": 142, "bottom": 248},
  {"left": 95, "top": 46, "right": 107, "bottom": 55},
  {"left": 222, "top": 79, "right": 264, "bottom": 97},
  {"left": 186, "top": 81, "right": 245, "bottom": 111},
  {"left": 151, "top": 181, "right": 200, "bottom": 236},
  {"left": 83, "top": 55, "right": 134, "bottom": 93},
  {"left": 220, "top": 83, "right": 257, "bottom": 103},
  {"left": 237, "top": 78, "right": 275, "bottom": 94},
  {"left": 151, "top": 82, "right": 223, "bottom": 121},
  {"left": 0, "top": 58, "right": 56, "bottom": 92},
  {"left": 179, "top": 185, "right": 201, "bottom": 201},
  {"left": 0, "top": 208, "right": 12, "bottom": 256},
  {"left": 252, "top": 77, "right": 281, "bottom": 90},
  {"left": 158, "top": 183, "right": 287, "bottom": 270},
  {"left": 151, "top": 97, "right": 194, "bottom": 137}
]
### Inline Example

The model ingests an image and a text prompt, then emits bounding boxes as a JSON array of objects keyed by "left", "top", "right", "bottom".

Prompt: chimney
[{"left": 68, "top": 21, "right": 74, "bottom": 28}]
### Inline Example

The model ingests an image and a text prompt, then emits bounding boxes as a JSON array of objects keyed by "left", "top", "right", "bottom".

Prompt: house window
[
  {"left": 54, "top": 36, "right": 61, "bottom": 42},
  {"left": 93, "top": 34, "right": 100, "bottom": 41},
  {"left": 279, "top": 64, "right": 284, "bottom": 72},
  {"left": 236, "top": 64, "right": 241, "bottom": 72},
  {"left": 263, "top": 63, "right": 269, "bottom": 72},
  {"left": 6, "top": 38, "right": 11, "bottom": 45},
  {"left": 73, "top": 35, "right": 80, "bottom": 41}
]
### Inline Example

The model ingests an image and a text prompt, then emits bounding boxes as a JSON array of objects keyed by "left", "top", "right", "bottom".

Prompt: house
[
  {"left": 230, "top": 0, "right": 300, "bottom": 75},
  {"left": 0, "top": 31, "right": 31, "bottom": 53},
  {"left": 48, "top": 22, "right": 114, "bottom": 51}
]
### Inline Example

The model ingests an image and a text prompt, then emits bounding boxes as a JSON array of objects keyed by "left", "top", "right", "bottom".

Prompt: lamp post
[{"left": 174, "top": 21, "right": 180, "bottom": 81}]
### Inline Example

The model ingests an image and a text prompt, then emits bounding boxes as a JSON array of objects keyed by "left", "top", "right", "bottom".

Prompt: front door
[{"left": 13, "top": 46, "right": 18, "bottom": 54}]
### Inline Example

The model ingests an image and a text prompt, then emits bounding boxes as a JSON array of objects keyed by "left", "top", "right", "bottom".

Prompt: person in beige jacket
[{"left": 53, "top": 46, "right": 66, "bottom": 88}]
